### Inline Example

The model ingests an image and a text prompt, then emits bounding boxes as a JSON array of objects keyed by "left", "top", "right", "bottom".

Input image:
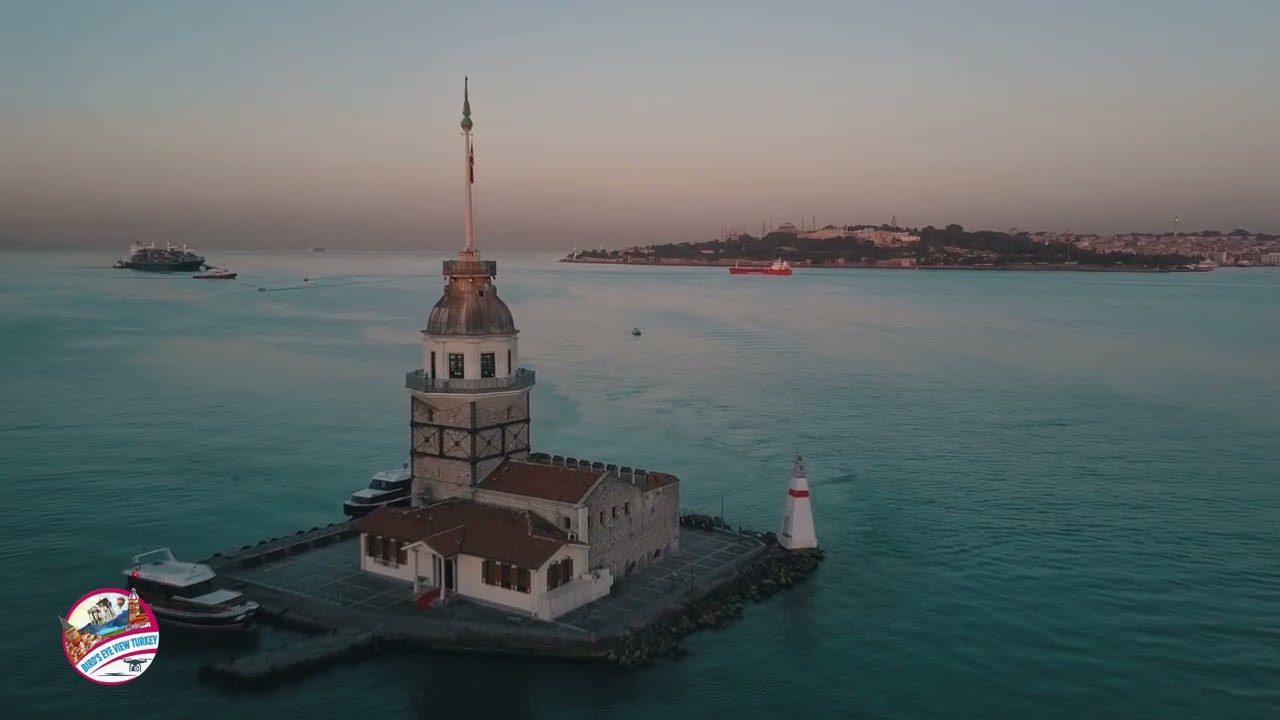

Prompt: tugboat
[
  {"left": 113, "top": 242, "right": 206, "bottom": 272},
  {"left": 124, "top": 549, "right": 259, "bottom": 630},
  {"left": 728, "top": 258, "right": 793, "bottom": 276},
  {"left": 342, "top": 463, "right": 413, "bottom": 517},
  {"left": 632, "top": 328, "right": 642, "bottom": 337},
  {"left": 193, "top": 267, "right": 237, "bottom": 280}
]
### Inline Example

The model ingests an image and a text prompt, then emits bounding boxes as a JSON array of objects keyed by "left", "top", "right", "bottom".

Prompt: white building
[
  {"left": 852, "top": 228, "right": 919, "bottom": 246},
  {"left": 356, "top": 498, "right": 609, "bottom": 620},
  {"left": 354, "top": 79, "right": 681, "bottom": 622},
  {"left": 797, "top": 226, "right": 855, "bottom": 240}
]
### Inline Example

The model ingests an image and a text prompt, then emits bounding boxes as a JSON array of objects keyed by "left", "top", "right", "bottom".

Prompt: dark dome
[{"left": 425, "top": 279, "right": 517, "bottom": 336}]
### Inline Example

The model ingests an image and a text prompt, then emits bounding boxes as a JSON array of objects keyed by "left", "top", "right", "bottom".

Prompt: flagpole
[{"left": 461, "top": 77, "right": 476, "bottom": 254}]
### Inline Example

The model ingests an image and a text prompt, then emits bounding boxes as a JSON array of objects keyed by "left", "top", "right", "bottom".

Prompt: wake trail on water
[{"left": 254, "top": 275, "right": 418, "bottom": 292}]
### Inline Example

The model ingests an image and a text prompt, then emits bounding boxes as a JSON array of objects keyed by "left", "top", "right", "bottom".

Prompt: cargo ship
[
  {"left": 729, "top": 258, "right": 793, "bottom": 276},
  {"left": 113, "top": 242, "right": 206, "bottom": 272}
]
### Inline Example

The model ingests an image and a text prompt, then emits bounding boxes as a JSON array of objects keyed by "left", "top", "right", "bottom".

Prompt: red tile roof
[
  {"left": 479, "top": 461, "right": 605, "bottom": 504},
  {"left": 353, "top": 499, "right": 571, "bottom": 569}
]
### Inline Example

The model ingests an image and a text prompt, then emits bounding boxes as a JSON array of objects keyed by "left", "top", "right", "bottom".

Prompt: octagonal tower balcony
[{"left": 405, "top": 367, "right": 536, "bottom": 394}]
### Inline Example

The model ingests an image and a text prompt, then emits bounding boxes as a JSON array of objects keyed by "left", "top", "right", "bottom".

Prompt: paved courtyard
[
  {"left": 223, "top": 528, "right": 762, "bottom": 635},
  {"left": 557, "top": 530, "right": 761, "bottom": 633}
]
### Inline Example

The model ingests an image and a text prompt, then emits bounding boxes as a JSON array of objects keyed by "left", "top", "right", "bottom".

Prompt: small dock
[{"left": 198, "top": 629, "right": 381, "bottom": 690}]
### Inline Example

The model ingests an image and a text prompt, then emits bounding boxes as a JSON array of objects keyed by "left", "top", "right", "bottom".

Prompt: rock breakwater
[{"left": 604, "top": 543, "right": 824, "bottom": 669}]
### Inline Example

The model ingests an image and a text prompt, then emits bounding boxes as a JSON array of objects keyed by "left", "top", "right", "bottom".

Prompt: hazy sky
[{"left": 3, "top": 0, "right": 1278, "bottom": 250}]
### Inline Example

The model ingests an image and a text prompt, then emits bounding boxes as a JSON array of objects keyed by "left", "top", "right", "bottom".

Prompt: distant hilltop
[{"left": 562, "top": 223, "right": 1280, "bottom": 271}]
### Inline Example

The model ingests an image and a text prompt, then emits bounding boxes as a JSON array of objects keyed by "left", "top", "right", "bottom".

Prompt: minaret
[
  {"left": 779, "top": 454, "right": 818, "bottom": 550},
  {"left": 406, "top": 78, "right": 535, "bottom": 504}
]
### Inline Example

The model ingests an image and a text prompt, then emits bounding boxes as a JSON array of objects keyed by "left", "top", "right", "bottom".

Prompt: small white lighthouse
[{"left": 779, "top": 454, "right": 818, "bottom": 550}]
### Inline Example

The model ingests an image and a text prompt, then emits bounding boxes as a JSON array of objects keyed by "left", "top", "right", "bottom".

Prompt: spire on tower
[{"left": 461, "top": 76, "right": 473, "bottom": 132}]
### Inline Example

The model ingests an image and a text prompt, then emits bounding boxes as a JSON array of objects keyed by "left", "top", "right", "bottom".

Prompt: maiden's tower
[
  {"left": 404, "top": 77, "right": 534, "bottom": 499},
  {"left": 355, "top": 81, "right": 681, "bottom": 620}
]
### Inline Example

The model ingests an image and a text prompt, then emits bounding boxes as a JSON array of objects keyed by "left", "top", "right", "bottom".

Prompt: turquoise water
[{"left": 3, "top": 251, "right": 1278, "bottom": 719}]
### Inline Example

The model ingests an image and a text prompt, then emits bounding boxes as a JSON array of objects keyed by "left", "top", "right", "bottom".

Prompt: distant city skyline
[{"left": 3, "top": 0, "right": 1278, "bottom": 251}]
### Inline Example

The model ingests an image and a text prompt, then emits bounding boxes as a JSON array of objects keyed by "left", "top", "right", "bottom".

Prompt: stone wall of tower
[
  {"left": 409, "top": 390, "right": 532, "bottom": 504},
  {"left": 584, "top": 476, "right": 680, "bottom": 578}
]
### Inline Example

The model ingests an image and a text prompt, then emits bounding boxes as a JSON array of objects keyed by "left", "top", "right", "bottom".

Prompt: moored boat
[
  {"left": 729, "top": 258, "right": 793, "bottom": 276},
  {"left": 343, "top": 463, "right": 413, "bottom": 517},
  {"left": 124, "top": 549, "right": 259, "bottom": 631}
]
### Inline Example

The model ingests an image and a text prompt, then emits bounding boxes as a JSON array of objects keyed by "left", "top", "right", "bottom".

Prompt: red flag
[{"left": 469, "top": 142, "right": 475, "bottom": 184}]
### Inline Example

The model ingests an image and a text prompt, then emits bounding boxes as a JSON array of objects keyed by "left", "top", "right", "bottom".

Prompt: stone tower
[
  {"left": 406, "top": 78, "right": 535, "bottom": 504},
  {"left": 779, "top": 454, "right": 818, "bottom": 550}
]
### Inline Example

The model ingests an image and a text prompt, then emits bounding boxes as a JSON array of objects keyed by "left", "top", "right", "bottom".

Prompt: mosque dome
[{"left": 425, "top": 277, "right": 517, "bottom": 336}]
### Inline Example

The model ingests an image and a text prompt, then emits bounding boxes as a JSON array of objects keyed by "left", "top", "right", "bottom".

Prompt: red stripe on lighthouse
[{"left": 788, "top": 488, "right": 810, "bottom": 498}]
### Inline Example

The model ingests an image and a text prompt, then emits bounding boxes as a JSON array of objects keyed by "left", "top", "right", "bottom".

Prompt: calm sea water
[{"left": 2, "top": 251, "right": 1278, "bottom": 719}]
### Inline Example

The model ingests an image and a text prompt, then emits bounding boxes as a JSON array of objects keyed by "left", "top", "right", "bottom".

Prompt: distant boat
[
  {"left": 632, "top": 328, "right": 642, "bottom": 337},
  {"left": 193, "top": 268, "right": 237, "bottom": 280},
  {"left": 729, "top": 258, "right": 793, "bottom": 276},
  {"left": 309, "top": 246, "right": 327, "bottom": 252}
]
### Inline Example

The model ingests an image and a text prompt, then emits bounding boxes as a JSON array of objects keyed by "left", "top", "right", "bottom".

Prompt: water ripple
[{"left": 2, "top": 252, "right": 1278, "bottom": 720}]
